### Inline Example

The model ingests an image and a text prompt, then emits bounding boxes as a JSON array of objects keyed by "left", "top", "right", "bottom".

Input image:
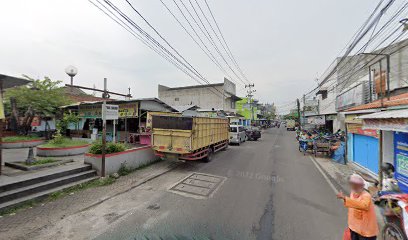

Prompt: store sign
[
  {"left": 118, "top": 103, "right": 139, "bottom": 118},
  {"left": 363, "top": 118, "right": 408, "bottom": 133},
  {"left": 103, "top": 104, "right": 119, "bottom": 120},
  {"left": 394, "top": 132, "right": 408, "bottom": 193},
  {"left": 345, "top": 114, "right": 363, "bottom": 124},
  {"left": 347, "top": 123, "right": 378, "bottom": 138},
  {"left": 78, "top": 104, "right": 102, "bottom": 119},
  {"left": 307, "top": 115, "right": 325, "bottom": 125}
]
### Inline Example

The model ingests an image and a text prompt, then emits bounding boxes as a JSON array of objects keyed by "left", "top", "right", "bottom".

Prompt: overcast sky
[{"left": 1, "top": 0, "right": 375, "bottom": 110}]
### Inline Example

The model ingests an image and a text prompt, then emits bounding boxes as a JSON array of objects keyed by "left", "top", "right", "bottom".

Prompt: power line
[
  {"left": 203, "top": 0, "right": 250, "bottom": 84},
  {"left": 92, "top": 0, "right": 227, "bottom": 100}
]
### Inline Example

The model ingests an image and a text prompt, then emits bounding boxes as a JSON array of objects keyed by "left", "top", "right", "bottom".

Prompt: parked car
[
  {"left": 229, "top": 125, "right": 246, "bottom": 145},
  {"left": 245, "top": 126, "right": 261, "bottom": 141}
]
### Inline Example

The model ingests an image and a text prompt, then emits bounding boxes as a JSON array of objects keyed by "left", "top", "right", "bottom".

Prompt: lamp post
[
  {"left": 65, "top": 66, "right": 78, "bottom": 93},
  {"left": 359, "top": 53, "right": 391, "bottom": 100}
]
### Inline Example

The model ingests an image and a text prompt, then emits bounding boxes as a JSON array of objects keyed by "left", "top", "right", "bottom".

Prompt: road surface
[{"left": 90, "top": 127, "right": 347, "bottom": 240}]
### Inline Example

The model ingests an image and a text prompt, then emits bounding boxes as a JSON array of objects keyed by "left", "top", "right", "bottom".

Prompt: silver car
[{"left": 229, "top": 125, "right": 247, "bottom": 145}]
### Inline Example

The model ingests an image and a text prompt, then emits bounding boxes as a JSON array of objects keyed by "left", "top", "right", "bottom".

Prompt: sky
[{"left": 0, "top": 0, "right": 375, "bottom": 111}]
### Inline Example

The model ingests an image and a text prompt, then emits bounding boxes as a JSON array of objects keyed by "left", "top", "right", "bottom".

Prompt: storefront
[
  {"left": 360, "top": 108, "right": 408, "bottom": 192},
  {"left": 63, "top": 98, "right": 177, "bottom": 145},
  {"left": 345, "top": 112, "right": 380, "bottom": 175}
]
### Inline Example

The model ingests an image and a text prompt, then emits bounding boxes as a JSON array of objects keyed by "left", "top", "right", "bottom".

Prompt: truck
[
  {"left": 151, "top": 115, "right": 229, "bottom": 162},
  {"left": 286, "top": 119, "right": 296, "bottom": 131}
]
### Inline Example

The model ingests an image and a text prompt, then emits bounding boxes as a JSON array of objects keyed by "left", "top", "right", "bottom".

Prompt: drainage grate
[{"left": 169, "top": 172, "right": 226, "bottom": 199}]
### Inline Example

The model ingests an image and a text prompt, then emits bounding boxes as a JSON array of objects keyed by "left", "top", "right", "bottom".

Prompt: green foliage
[
  {"left": 24, "top": 158, "right": 56, "bottom": 166},
  {"left": 2, "top": 135, "right": 41, "bottom": 142},
  {"left": 40, "top": 138, "right": 89, "bottom": 148},
  {"left": 118, "top": 162, "right": 132, "bottom": 176},
  {"left": 57, "top": 112, "right": 79, "bottom": 133},
  {"left": 88, "top": 141, "right": 127, "bottom": 155},
  {"left": 4, "top": 76, "right": 71, "bottom": 117}
]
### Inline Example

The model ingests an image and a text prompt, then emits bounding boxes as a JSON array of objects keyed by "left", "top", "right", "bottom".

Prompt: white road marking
[{"left": 309, "top": 156, "right": 339, "bottom": 194}]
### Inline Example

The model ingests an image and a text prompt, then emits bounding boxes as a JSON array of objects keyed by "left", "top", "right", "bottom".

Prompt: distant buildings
[{"left": 158, "top": 78, "right": 241, "bottom": 113}]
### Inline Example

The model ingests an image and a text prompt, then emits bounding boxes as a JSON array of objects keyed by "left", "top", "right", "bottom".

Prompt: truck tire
[{"left": 203, "top": 148, "right": 213, "bottom": 162}]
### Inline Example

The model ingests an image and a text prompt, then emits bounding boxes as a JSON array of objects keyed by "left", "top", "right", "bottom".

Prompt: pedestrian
[{"left": 337, "top": 174, "right": 379, "bottom": 240}]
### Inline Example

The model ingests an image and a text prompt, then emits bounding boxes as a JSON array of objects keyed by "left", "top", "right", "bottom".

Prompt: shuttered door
[{"left": 353, "top": 134, "right": 379, "bottom": 175}]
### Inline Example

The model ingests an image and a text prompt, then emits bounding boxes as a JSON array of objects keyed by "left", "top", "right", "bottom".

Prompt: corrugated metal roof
[{"left": 359, "top": 109, "right": 408, "bottom": 119}]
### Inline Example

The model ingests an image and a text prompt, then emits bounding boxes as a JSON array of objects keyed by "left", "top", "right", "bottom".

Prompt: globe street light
[{"left": 65, "top": 65, "right": 78, "bottom": 87}]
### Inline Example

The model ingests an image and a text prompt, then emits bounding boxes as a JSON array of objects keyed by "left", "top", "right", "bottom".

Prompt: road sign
[{"left": 103, "top": 104, "right": 119, "bottom": 120}]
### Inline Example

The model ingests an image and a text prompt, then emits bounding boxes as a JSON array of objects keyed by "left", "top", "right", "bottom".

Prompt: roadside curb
[
  {"left": 309, "top": 155, "right": 349, "bottom": 195},
  {"left": 76, "top": 161, "right": 181, "bottom": 213}
]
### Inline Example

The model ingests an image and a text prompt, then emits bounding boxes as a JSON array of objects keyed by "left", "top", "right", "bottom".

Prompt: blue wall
[{"left": 353, "top": 134, "right": 379, "bottom": 175}]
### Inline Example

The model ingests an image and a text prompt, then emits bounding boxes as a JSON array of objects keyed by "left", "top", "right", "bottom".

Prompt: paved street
[{"left": 24, "top": 127, "right": 346, "bottom": 240}]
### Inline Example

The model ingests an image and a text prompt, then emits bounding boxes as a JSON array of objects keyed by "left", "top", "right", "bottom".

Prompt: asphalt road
[{"left": 95, "top": 127, "right": 347, "bottom": 240}]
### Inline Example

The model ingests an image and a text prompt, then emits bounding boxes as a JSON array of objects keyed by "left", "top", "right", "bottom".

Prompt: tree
[{"left": 4, "top": 76, "right": 71, "bottom": 134}]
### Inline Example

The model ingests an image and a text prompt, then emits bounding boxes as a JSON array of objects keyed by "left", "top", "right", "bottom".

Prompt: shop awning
[
  {"left": 359, "top": 109, "right": 408, "bottom": 133},
  {"left": 359, "top": 109, "right": 408, "bottom": 119}
]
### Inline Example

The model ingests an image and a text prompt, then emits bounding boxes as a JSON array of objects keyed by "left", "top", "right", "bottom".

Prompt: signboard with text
[
  {"left": 103, "top": 104, "right": 119, "bottom": 120},
  {"left": 118, "top": 103, "right": 139, "bottom": 118},
  {"left": 394, "top": 132, "right": 408, "bottom": 193}
]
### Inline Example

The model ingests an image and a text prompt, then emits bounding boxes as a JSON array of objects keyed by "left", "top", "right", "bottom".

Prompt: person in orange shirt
[{"left": 337, "top": 174, "right": 379, "bottom": 240}]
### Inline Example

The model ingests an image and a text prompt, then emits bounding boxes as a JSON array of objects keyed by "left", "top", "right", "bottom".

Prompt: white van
[{"left": 229, "top": 125, "right": 246, "bottom": 145}]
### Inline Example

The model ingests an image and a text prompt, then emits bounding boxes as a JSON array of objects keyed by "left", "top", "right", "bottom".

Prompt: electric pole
[
  {"left": 245, "top": 84, "right": 256, "bottom": 125},
  {"left": 297, "top": 98, "right": 301, "bottom": 130}
]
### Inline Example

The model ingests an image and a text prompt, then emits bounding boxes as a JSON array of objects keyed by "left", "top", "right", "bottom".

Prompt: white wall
[{"left": 383, "top": 131, "right": 394, "bottom": 165}]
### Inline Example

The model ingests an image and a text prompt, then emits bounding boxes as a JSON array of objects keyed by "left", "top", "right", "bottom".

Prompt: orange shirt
[{"left": 344, "top": 191, "right": 379, "bottom": 237}]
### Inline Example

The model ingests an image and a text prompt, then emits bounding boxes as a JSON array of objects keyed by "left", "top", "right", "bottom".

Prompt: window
[
  {"left": 231, "top": 101, "right": 235, "bottom": 109},
  {"left": 321, "top": 91, "right": 328, "bottom": 100},
  {"left": 175, "top": 97, "right": 179, "bottom": 101},
  {"left": 229, "top": 127, "right": 238, "bottom": 132}
]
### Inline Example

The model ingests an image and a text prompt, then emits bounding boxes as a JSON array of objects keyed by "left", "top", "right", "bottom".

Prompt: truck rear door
[{"left": 151, "top": 116, "right": 193, "bottom": 153}]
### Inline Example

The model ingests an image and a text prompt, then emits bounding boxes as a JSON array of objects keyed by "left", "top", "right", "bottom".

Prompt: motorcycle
[{"left": 374, "top": 163, "right": 408, "bottom": 240}]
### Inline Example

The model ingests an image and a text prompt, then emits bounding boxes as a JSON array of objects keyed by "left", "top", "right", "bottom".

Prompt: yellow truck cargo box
[{"left": 151, "top": 116, "right": 229, "bottom": 154}]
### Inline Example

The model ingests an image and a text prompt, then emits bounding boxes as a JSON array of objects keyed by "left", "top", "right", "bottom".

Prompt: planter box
[
  {"left": 85, "top": 146, "right": 158, "bottom": 176},
  {"left": 1, "top": 139, "right": 45, "bottom": 149},
  {"left": 37, "top": 144, "right": 90, "bottom": 157}
]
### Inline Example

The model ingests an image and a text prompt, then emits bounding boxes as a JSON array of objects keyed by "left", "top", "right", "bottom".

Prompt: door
[{"left": 353, "top": 134, "right": 379, "bottom": 174}]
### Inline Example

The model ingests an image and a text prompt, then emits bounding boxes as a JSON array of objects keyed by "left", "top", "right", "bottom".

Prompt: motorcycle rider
[{"left": 337, "top": 174, "right": 379, "bottom": 240}]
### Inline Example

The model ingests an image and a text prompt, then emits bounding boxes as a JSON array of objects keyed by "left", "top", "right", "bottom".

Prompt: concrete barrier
[
  {"left": 37, "top": 144, "right": 90, "bottom": 157},
  {"left": 1, "top": 139, "right": 45, "bottom": 149},
  {"left": 84, "top": 146, "right": 158, "bottom": 176}
]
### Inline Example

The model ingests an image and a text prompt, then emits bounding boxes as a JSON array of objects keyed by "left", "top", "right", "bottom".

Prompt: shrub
[
  {"left": 88, "top": 142, "right": 127, "bottom": 155},
  {"left": 3, "top": 135, "right": 41, "bottom": 142}
]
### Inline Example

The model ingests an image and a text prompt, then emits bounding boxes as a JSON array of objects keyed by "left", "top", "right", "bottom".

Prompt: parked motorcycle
[{"left": 374, "top": 163, "right": 407, "bottom": 240}]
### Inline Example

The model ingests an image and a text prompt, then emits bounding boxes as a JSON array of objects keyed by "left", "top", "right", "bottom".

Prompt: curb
[
  {"left": 310, "top": 155, "right": 349, "bottom": 195},
  {"left": 75, "top": 161, "right": 182, "bottom": 213}
]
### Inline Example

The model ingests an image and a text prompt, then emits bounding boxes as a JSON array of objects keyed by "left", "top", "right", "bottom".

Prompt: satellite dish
[{"left": 65, "top": 65, "right": 78, "bottom": 77}]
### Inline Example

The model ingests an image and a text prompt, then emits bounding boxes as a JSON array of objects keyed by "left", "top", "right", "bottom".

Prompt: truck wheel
[
  {"left": 383, "top": 222, "right": 407, "bottom": 240},
  {"left": 203, "top": 148, "right": 213, "bottom": 162}
]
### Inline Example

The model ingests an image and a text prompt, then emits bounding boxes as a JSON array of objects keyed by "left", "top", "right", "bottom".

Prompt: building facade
[{"left": 158, "top": 78, "right": 240, "bottom": 113}]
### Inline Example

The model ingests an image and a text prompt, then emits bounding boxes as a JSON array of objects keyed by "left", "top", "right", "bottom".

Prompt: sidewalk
[
  {"left": 311, "top": 155, "right": 385, "bottom": 239},
  {"left": 0, "top": 160, "right": 181, "bottom": 240}
]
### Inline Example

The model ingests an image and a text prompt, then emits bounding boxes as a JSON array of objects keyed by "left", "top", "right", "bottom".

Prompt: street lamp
[
  {"left": 358, "top": 52, "right": 391, "bottom": 99},
  {"left": 65, "top": 65, "right": 78, "bottom": 90}
]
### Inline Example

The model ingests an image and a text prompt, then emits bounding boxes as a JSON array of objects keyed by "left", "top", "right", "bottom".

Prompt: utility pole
[
  {"left": 296, "top": 98, "right": 301, "bottom": 130},
  {"left": 245, "top": 84, "right": 255, "bottom": 125},
  {"left": 65, "top": 79, "right": 131, "bottom": 177},
  {"left": 101, "top": 78, "right": 108, "bottom": 177}
]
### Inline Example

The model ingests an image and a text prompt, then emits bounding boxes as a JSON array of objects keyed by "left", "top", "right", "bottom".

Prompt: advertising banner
[
  {"left": 394, "top": 132, "right": 408, "bottom": 193},
  {"left": 118, "top": 103, "right": 139, "bottom": 118}
]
